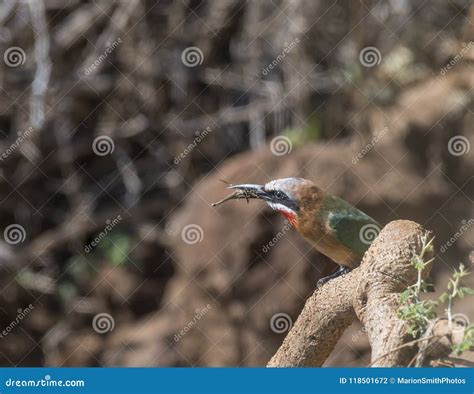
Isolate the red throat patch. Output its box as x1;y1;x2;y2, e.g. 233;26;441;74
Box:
278;210;299;229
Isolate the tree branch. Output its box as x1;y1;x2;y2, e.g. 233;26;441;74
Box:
267;220;434;367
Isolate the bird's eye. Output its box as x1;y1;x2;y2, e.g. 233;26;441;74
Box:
274;190;285;199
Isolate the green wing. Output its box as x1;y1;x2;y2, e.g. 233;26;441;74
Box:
323;195;381;257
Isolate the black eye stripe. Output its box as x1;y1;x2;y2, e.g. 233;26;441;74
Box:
266;189;300;212
272;190;287;199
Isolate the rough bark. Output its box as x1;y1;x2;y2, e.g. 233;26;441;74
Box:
267;220;434;367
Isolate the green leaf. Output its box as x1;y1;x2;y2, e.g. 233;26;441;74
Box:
461;287;474;295
438;293;449;303
98;233;133;266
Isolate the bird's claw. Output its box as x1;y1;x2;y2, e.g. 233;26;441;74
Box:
317;266;351;288
316;278;327;288
316;277;330;288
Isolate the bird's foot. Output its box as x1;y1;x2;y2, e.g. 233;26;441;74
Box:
317;266;352;288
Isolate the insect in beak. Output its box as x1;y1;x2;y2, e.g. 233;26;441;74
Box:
211;184;267;206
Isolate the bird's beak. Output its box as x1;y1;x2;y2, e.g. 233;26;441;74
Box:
227;184;270;201
211;183;269;207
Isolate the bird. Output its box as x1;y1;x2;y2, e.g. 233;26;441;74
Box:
212;177;381;286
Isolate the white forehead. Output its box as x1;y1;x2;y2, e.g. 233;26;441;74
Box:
264;178;303;192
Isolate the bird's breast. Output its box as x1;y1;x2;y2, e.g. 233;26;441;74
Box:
297;214;359;268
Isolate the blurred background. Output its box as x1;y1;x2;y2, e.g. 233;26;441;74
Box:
0;0;473;367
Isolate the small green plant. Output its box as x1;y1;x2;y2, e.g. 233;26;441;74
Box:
398;235;474;359
438;263;474;356
438;263;474;327
397;235;436;337
452;325;474;355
